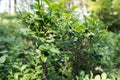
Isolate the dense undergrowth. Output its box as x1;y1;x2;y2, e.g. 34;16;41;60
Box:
87;0;120;32
0;0;120;80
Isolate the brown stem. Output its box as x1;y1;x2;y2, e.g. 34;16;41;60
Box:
42;63;48;80
72;46;83;77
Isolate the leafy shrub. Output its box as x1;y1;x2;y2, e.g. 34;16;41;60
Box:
17;0;108;79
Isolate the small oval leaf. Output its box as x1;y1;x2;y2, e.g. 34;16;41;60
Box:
101;72;107;79
0;56;6;63
41;54;47;63
95;75;101;80
21;65;27;71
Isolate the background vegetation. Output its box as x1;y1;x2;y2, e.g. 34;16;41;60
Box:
87;0;120;32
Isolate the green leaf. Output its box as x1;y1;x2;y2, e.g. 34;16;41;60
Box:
41;54;47;63
0;56;6;63
21;65;27;71
40;44;50;50
46;39;55;43
36;49;41;54
12;65;21;71
80;71;85;76
34;17;43;21
101;72;107;79
50;48;60;54
71;6;78;11
0;50;8;53
94;75;101;80
49;3;59;10
14;73;19;80
90;71;93;79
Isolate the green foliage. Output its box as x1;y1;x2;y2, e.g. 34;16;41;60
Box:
0;0;118;80
87;0;120;76
102;32;120;65
76;71;115;80
0;15;35;80
0;13;17;20
17;0;108;79
88;0;120;32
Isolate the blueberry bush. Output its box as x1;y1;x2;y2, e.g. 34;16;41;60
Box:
18;0;107;79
